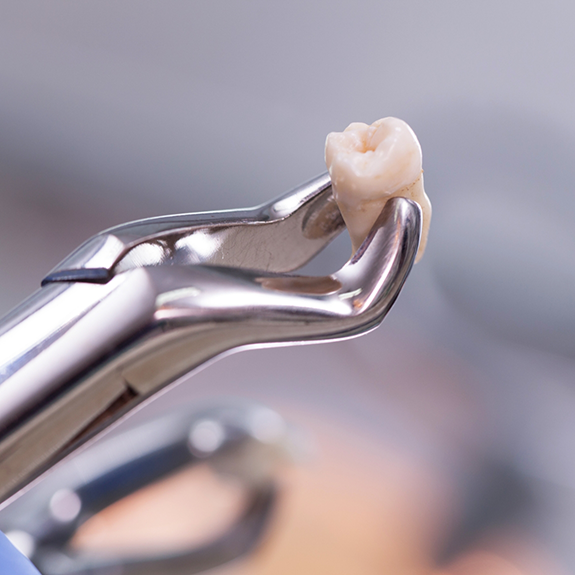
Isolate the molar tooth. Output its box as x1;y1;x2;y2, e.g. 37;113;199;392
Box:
325;117;431;261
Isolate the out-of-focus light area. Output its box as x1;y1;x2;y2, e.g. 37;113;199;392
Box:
1;1;575;573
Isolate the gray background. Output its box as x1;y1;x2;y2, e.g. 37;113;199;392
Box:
1;1;575;570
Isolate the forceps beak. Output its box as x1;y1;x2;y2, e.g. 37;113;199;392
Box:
120;196;421;400
152;196;420;336
42;173;344;285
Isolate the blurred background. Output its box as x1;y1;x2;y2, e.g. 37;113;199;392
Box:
1;1;575;574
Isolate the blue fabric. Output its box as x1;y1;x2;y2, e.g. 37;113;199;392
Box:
0;532;41;574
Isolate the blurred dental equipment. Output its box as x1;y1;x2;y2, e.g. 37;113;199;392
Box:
0;402;295;575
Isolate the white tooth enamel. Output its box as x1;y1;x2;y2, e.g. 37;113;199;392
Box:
325;117;431;262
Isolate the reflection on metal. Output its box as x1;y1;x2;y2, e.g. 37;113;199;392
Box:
0;403;292;575
43;173;342;283
49;490;82;523
0;173;421;506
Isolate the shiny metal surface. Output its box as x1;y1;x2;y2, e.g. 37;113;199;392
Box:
0;403;290;575
42;173;342;284
0;178;420;506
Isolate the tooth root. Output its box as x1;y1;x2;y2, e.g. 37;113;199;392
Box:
325;117;431;262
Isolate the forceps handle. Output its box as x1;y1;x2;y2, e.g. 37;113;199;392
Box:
0;270;157;506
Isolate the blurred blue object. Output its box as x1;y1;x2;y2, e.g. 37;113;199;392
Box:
0;532;40;575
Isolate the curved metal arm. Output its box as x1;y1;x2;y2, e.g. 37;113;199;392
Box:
43;173;342;284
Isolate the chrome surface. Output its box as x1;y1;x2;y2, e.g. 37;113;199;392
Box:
0;176;421;506
42;173;342;284
0;403;290;575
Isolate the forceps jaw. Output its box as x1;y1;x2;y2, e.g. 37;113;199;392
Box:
42;173;342;285
151;197;420;327
111;197;421;398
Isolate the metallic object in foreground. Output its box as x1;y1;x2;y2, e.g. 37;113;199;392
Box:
0;173;422;505
0;403;291;575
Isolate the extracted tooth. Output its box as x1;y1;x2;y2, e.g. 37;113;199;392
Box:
325;117;431;262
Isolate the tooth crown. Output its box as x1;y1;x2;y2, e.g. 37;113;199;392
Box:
325;117;431;261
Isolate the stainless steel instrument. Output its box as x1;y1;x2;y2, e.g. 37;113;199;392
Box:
0;173;421;506
0;402;292;575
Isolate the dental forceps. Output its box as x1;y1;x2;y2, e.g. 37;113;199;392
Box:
0;172;421;506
